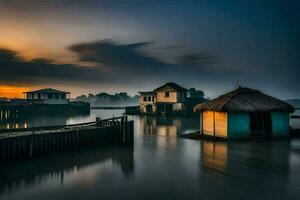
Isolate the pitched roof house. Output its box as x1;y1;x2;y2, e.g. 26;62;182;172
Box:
140;82;188;115
23;88;70;104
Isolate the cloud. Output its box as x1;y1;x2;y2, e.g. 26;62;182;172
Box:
0;48;107;86
67;40;245;94
68;40;216;74
176;54;216;66
69;40;164;70
0;49;20;61
0;41;219;90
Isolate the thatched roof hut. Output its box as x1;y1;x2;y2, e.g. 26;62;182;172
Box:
194;87;294;139
194;87;294;113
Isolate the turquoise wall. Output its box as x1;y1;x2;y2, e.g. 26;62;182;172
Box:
271;112;290;136
199;112;202;134
228;112;250;138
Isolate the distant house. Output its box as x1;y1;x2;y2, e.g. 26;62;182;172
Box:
23;88;70;105
139;91;156;113
139;82;188;115
194;87;294;139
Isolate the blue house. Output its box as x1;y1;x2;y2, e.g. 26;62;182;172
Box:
194;87;294;139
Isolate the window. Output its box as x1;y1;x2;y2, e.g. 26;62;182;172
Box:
148;96;152;101
37;93;41;99
152;96;155;101
48;93;53;99
143;96;147;102
55;94;59;99
165;92;170;97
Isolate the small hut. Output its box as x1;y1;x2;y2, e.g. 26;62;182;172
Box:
194;87;294;139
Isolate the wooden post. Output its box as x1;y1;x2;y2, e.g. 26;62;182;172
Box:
96;117;101;126
124;115;128;144
1;140;5;161
120;116;125;143
28;123;35;159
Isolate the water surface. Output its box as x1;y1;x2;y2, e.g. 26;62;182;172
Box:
1;110;300;200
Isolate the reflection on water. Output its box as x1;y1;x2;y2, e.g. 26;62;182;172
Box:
138;115;199;137
291;109;300;129
202;141;228;172
0;146;134;197
1;110;300;200
201;140;291;175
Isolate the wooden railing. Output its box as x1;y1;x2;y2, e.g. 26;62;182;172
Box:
0;115;134;161
96;116;127;128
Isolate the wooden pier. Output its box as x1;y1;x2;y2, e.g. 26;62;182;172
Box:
0;116;133;162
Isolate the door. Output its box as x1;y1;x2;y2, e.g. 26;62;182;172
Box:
146;105;153;113
157;103;172;115
250;112;272;136
165;104;173;116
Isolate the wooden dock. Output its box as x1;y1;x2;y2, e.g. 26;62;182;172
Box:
0;116;133;162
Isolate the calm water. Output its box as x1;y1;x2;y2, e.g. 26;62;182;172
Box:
1;109;300;200
291;109;300;129
0;109;125;129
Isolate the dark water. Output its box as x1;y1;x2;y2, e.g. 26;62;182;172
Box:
291;109;300;129
1;110;300;200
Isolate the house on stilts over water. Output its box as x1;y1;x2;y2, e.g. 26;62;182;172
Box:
139;82;206;115
193;87;295;139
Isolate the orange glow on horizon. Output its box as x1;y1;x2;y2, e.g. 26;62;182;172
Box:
0;85;33;98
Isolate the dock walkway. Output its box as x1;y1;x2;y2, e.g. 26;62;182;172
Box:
0;116;134;162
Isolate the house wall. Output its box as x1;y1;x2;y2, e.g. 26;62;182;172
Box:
214;112;228;138
156;91;177;103
271;112;290;136
26;92;68;104
172;103;184;111
140;104;156;113
27;93;66;100
201;111;291;139
140;95;155;103
202;111;227;138
203;111;214;136
228;112;250;138
140;94;156;113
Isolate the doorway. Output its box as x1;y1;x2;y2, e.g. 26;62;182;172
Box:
157;103;173;116
250;112;272;136
146;105;153;113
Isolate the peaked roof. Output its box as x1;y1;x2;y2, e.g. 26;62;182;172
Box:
153;82;187;92
23;88;70;94
139;91;154;95
194;87;294;113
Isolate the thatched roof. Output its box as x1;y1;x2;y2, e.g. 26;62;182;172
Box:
194;87;294;113
154;82;187;92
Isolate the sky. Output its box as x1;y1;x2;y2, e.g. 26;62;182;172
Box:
0;0;299;99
